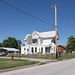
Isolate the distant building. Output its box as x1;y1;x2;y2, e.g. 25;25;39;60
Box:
58;45;67;53
0;47;19;56
21;30;59;55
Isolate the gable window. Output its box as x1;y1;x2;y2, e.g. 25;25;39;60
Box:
32;39;38;43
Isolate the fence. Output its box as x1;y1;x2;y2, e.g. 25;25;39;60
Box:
61;53;75;56
7;53;75;57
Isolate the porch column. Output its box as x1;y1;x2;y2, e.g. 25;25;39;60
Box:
43;47;45;54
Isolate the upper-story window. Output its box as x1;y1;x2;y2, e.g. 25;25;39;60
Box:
25;40;27;42
33;34;35;35
32;39;38;43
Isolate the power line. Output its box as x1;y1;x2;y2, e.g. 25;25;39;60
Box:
60;26;75;27
58;28;70;36
57;5;75;28
0;0;55;27
0;0;70;36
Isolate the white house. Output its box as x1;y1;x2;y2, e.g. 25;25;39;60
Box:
21;30;59;55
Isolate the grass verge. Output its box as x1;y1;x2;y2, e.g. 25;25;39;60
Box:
0;58;39;70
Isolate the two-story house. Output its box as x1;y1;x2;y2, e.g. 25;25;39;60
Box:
21;30;59;55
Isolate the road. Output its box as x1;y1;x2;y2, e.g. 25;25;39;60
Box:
0;58;75;75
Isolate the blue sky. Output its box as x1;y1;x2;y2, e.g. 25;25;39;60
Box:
0;0;75;46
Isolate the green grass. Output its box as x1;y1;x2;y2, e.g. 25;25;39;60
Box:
1;54;75;60
18;55;56;60
39;62;46;65
20;55;75;60
57;55;75;60
5;55;56;60
62;55;75;59
0;58;39;70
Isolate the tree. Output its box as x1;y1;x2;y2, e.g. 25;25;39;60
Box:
22;44;25;46
2;37;22;49
67;36;75;52
17;40;22;52
0;42;2;47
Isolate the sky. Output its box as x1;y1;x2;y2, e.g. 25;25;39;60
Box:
0;0;75;46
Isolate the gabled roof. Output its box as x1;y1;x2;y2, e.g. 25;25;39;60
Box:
31;31;40;37
58;45;68;50
24;34;30;40
24;30;59;39
33;31;59;38
39;31;56;38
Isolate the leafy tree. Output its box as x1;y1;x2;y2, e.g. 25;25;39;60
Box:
0;42;2;47
17;40;22;46
2;37;22;49
22;44;25;46
67;36;75;52
17;40;22;52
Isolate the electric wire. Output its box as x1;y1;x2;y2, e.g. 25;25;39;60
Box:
0;0;71;36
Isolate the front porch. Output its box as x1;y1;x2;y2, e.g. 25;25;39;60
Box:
45;47;51;54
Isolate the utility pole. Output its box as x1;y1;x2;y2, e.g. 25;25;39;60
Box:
51;3;60;59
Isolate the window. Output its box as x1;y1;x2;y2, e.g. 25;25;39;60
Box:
59;47;61;49
31;47;34;53
54;40;55;44
24;48;26;50
35;47;37;52
27;49;29;51
8;51;14;53
25;40;27;42
32;39;38;43
41;47;43;53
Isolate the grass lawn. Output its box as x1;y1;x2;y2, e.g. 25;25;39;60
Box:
1;54;75;60
13;55;56;60
62;55;75;59
19;55;56;60
0;58;39;70
56;55;75;60
4;55;56;60
19;55;75;60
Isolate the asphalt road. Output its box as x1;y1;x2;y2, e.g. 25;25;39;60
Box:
0;59;75;75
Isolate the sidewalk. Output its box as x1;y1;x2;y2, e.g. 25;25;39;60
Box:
0;57;57;63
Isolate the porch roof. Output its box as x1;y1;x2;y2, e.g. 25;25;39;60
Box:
0;47;19;52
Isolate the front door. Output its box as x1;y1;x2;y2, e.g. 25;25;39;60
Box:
45;47;50;54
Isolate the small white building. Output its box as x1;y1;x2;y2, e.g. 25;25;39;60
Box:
0;47;19;56
21;31;59;55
